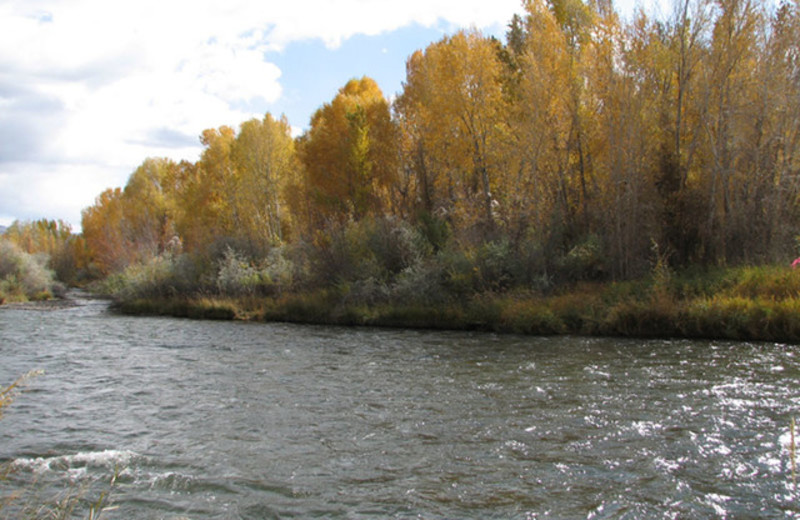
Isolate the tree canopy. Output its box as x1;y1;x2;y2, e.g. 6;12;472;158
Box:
77;0;800;289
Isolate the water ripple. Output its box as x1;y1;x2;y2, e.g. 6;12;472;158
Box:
2;301;800;518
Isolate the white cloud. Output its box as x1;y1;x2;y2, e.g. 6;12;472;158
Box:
0;0;521;228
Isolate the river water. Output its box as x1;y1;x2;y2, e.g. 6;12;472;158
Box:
0;294;798;519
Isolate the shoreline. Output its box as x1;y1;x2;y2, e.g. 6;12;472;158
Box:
0;297;78;311
110;282;800;344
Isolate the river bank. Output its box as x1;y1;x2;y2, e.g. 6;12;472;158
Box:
110;264;800;343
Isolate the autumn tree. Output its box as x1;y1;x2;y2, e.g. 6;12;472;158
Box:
3;219;88;283
175;126;237;254
123;157;181;261
395;30;510;241
505;0;573;246
231;113;299;248
758;0;800;257
298;76;398;227
179;116;299;257
81;188;130;276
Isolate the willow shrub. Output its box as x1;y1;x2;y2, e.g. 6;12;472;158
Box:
99;254;191;300
0;240;61;302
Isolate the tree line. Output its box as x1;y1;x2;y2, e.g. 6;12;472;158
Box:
7;0;800;300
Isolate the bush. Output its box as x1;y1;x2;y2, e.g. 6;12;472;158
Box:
728;265;800;300
471;239;513;291
498;297;565;335
304;217;428;290
0;240;60;302
259;246;295;292
555;234;606;282
391;259;446;304
216;247;259;296
94;252;206;300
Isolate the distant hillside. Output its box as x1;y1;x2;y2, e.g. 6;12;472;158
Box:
0;225;6;235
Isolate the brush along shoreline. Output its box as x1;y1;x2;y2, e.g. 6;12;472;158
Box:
109;265;800;343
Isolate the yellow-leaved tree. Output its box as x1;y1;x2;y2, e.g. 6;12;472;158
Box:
231;113;299;248
395;30;510;240
298;76;398;227
81;188;130;275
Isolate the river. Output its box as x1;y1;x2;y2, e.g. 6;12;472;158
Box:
0;293;798;518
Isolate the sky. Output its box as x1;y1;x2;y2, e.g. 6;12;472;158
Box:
0;0;655;230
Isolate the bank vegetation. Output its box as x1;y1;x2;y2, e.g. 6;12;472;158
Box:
5;0;800;341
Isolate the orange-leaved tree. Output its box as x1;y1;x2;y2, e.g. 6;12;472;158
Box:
298;76;398;227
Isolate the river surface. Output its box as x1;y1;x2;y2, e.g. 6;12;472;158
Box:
1;294;799;519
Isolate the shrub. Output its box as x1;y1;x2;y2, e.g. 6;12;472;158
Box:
94;252;205;300
0;240;59;302
555;234;606;282
391;259;446;304
603;298;681;338
439;246;477;296
258;246;295;292
508;236;552;293
343;276;390;305
548;287;604;334
683;296;767;340
474;239;515;291
303;217;428;289
216;247;259;296
728;265;800;300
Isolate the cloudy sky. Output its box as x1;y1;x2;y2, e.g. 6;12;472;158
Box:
0;0;652;230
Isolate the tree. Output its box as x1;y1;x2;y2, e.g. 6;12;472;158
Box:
122;158;180;261
508;0;573;245
176;126;237;254
699;0;762;261
299;77;398;225
3;219;88;283
232;113;299;249
81;188;130;276
395;30;509;240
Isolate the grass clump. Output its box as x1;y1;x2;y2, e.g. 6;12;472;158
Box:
496;295;565;335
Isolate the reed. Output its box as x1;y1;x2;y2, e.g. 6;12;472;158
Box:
1;371;118;520
789;417;797;494
0;370;43;419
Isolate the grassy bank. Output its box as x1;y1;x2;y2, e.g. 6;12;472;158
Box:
111;264;800;343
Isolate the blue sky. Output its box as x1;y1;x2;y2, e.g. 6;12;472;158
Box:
0;0;653;230
264;24;457;133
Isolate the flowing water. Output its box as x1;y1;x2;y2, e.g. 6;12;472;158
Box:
1;293;799;518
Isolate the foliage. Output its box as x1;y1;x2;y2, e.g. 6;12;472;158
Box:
298;77;397;225
216;247;260;296
0;240;63;303
2;220;88;285
66;0;800;343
